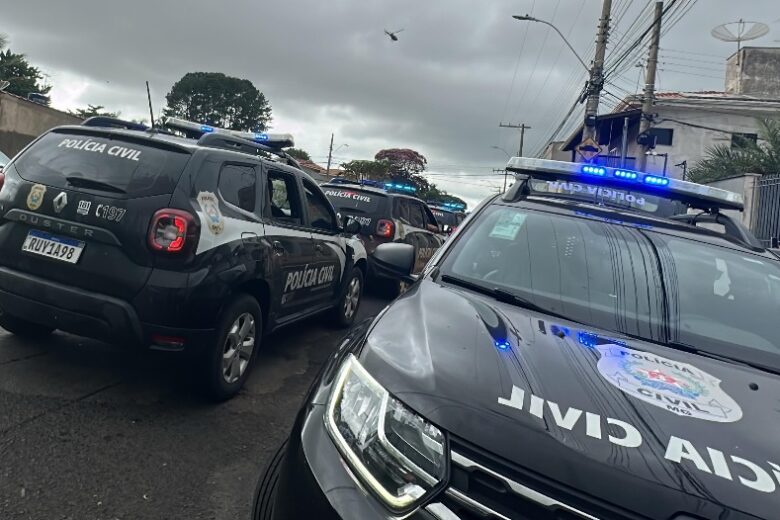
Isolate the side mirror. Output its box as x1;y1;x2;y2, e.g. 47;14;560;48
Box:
343;217;361;235
372;243;416;282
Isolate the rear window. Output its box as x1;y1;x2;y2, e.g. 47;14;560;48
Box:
323;187;382;214
14;131;190;197
431;209;458;226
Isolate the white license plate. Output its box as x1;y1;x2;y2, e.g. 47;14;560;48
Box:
22;230;85;264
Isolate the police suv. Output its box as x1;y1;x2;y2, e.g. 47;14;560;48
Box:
254;158;780;519
0;117;367;400
428;202;466;237
322;179;443;294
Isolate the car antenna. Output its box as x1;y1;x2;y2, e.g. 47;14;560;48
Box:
145;81;156;129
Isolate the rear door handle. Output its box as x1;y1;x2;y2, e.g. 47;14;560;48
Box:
272;240;285;255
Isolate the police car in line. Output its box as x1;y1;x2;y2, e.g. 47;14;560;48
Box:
427;201;466;237
0;116;368;400
321;179;444;295
254;157;780;519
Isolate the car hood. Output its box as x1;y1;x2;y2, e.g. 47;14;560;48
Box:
360;278;780;519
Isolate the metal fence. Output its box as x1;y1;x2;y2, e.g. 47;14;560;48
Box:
753;174;780;246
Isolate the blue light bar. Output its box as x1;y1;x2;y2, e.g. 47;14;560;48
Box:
164;118;294;148
253;133;269;142
614;170;638;180
200;125;214;133
644;175;669;186
581;165;606;176
494;339;511;351
505;157;745;211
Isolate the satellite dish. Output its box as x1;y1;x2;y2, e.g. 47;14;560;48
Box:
712;19;769;55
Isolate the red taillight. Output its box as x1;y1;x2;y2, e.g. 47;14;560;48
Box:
148;209;197;253
0;171;5;194
376;219;395;239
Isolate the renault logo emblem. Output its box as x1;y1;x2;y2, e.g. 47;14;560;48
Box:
53;192;68;214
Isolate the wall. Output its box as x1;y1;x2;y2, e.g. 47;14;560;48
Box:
0;92;81;157
706;174;760;229
726;47;780;99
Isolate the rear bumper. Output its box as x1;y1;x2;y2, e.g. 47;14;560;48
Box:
0;266;213;349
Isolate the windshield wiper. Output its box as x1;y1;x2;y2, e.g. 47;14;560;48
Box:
65;176;126;194
440;274;571;321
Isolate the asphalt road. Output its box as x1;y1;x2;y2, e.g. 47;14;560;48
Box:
0;294;389;520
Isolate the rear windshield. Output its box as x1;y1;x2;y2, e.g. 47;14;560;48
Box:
14;131;190;197
431;209;458;226
323;187;383;214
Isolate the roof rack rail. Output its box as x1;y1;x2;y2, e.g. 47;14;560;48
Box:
82;117;149;131
197;133;300;168
667;212;763;248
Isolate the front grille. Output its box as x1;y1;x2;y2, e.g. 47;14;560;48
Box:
442;440;641;520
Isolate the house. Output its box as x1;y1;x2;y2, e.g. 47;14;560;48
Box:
295;159;343;183
558;46;780;179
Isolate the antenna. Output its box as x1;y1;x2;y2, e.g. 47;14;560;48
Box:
145;81;156;128
712;19;770;58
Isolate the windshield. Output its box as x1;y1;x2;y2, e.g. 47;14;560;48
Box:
439;204;780;367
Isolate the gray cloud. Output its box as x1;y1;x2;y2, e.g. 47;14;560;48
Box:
3;0;777;205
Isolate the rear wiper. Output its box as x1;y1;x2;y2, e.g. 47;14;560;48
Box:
440;274;570;320
65;176;126;194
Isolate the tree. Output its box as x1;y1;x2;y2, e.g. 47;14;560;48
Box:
375;148;427;176
689;119;780;184
340;159;391;181
69;104;119;119
163;72;272;131
0;48;51;98
285;148;311;161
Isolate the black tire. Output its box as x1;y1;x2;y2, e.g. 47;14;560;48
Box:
199;294;263;401
251;439;288;520
0;313;54;339
331;267;364;328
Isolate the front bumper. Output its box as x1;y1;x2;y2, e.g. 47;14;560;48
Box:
272;403;454;520
0;266;213;350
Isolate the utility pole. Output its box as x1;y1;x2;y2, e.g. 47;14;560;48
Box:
499;123;531;156
145;81;155;128
636;1;663;171
325;133;335;175
582;0;613;143
494;168;509;193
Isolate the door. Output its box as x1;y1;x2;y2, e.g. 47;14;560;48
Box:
263;168;317;321
395;198;432;273
301;178;345;309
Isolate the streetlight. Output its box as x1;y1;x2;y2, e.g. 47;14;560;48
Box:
491;145;511;159
512;15;589;72
334;143;349;154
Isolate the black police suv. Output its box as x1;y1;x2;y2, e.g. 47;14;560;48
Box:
0;117;368;400
254;158;780;519
322;180;443;293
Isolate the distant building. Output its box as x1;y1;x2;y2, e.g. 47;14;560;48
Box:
0;91;82;156
559;46;780;179
296;159;343;183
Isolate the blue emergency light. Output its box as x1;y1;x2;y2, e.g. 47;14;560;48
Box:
165;118;294;148
506;157;744;211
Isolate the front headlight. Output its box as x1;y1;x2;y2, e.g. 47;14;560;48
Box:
325;354;447;511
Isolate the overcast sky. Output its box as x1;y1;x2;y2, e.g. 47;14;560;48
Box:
3;0;778;207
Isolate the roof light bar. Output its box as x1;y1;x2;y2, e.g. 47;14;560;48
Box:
505;157;744;211
165;117;294;148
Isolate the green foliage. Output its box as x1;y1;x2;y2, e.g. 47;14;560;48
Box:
340;159;391;181
69;104;119;119
162;72;272;131
285;148;311;161
0;49;51;98
689;119;780;184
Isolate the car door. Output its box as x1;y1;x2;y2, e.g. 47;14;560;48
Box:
301;177;345;309
420;204;444;262
394;197;427;273
262;167;317;322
